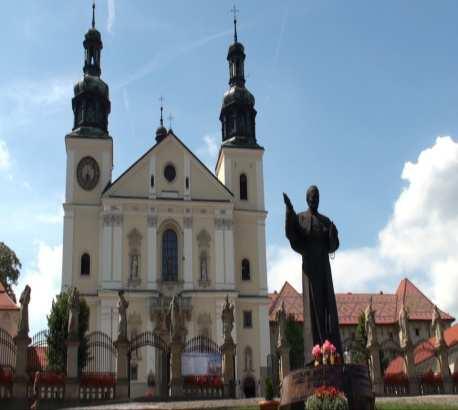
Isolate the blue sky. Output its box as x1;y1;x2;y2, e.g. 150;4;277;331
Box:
1;0;458;332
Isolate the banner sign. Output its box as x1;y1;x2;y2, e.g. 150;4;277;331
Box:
181;352;222;376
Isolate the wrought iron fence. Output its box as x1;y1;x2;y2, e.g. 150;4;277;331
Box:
184;335;221;354
0;327;16;399
80;331;117;400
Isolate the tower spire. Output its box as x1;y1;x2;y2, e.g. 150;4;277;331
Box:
231;5;239;43
155;96;167;142
92;1;96;29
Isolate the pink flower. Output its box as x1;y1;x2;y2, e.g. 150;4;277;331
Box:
322;340;332;353
330;344;336;354
312;344;322;358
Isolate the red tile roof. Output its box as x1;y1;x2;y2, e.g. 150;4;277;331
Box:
0;283;18;311
269;279;455;325
385;324;458;375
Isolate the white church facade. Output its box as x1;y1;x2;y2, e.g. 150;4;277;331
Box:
61;9;270;395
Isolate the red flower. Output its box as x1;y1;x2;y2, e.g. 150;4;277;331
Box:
313;385;345;400
384;372;409;386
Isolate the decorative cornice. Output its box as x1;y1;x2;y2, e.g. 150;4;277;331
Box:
103;213;123;227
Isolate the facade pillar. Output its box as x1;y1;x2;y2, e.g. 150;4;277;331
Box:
112;214;123;285
61;207;74;291
169;341;184;398
13;335;31;399
214;218;225;287
147;214;158;288
367;344;383;396
183;216;193;290
102;214;113;284
224;219;235;287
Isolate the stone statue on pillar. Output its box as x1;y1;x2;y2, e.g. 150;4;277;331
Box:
431;305;445;347
398;303;418;394
364;298;383;395
17;285;31;337
118;290;129;341
68;287;80;340
221;295;236;398
398;303;410;349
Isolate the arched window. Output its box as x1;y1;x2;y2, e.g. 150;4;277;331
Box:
240;174;248;200
162;229;178;281
242;258;250;281
81;253;90;276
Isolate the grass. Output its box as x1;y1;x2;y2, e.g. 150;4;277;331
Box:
377;405;458;410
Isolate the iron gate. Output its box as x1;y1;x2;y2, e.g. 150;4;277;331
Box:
0;327;16;399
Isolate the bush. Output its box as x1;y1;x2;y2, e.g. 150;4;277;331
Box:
265;377;274;401
305;386;349;410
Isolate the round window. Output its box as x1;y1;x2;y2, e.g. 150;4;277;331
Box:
164;164;176;182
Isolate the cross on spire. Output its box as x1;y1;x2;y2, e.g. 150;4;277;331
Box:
167;113;174;130
230;4;239;42
159;96;164;126
92;0;96;29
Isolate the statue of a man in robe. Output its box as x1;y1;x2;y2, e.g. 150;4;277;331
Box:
431;305;445;347
222;295;235;344
117;290;129;341
398;303;410;348
365;298;377;348
284;186;342;356
68;287;80;340
18;285;31;337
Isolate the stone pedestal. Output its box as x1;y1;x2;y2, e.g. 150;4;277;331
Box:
65;339;80;400
169;341;184;398
115;338;130;400
437;344;452;394
278;344;291;385
222;341;236;398
367;344;383;396
13;334;31;399
403;345;419;395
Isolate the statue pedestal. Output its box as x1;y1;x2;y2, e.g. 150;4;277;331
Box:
222;341;236;398
115;338;130;400
279;364;374;410
65;339;80;400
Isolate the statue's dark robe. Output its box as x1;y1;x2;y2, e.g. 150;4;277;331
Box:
285;208;343;355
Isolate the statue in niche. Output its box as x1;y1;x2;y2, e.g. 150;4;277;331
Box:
431;305;445;347
18;285;31;337
130;254;139;279
68;287;80;340
284;186;342;355
200;253;208;281
118;290;129;341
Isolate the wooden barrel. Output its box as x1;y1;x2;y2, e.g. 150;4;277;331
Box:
279;364;375;410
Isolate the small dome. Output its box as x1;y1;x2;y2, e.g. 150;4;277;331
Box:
155;125;168;142
85;28;102;42
222;85;255;108
228;41;245;58
74;75;109;98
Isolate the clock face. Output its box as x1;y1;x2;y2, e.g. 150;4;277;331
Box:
77;156;100;191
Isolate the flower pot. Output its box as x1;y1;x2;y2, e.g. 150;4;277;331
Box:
259;399;280;410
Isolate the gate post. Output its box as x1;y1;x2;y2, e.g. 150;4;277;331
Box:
13;285;32;399
115;290;130;399
222;341;236;398
65;288;80;400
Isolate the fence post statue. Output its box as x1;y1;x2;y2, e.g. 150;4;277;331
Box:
169;295;185;398
365;298;383;396
65;287;81;400
13;285;31;399
432;305;452;393
221;295;236;398
115;290;130;399
398;304;419;395
276;301;290;384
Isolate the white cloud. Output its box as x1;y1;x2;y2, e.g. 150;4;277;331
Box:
267;245;302;293
0;139;11;170
268;136;458;319
16;243;62;335
107;0;116;34
196;134;218;169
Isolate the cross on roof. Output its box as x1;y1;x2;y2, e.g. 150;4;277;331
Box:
167;113;174;130
230;5;239;42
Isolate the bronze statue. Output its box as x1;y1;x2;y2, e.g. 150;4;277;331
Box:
284;186;342;355
18;285;31;337
68;287;80;340
117;290;129;340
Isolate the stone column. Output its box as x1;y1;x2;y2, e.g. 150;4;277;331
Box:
65;340;80;399
169;340;184;398
403;343;419;395
437;344;452;394
115;339;130;399
183;216;193;290
222;341;236;398
13;334;31;399
367;344;383;396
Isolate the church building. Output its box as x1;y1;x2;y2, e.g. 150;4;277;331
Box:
61;8;270;395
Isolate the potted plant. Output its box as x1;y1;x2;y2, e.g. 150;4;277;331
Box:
259;377;279;410
305;386;349;410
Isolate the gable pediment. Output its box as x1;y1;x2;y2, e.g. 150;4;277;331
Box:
103;133;233;202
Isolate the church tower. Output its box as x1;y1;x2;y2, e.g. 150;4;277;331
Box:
216;10;270;386
62;3;113;290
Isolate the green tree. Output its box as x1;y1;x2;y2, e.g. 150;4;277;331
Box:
0;242;21;303
47;290;90;374
352;312;368;364
285;314;304;370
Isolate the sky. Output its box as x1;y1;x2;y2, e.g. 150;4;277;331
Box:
1;0;458;333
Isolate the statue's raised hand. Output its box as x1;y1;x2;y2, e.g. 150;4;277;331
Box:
283;192;294;212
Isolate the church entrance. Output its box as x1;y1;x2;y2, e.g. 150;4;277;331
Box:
128;331;170;401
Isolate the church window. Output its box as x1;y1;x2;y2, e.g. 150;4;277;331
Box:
81;253;90;276
241;258;250;281
162;229;178;281
240;174;248;200
164;164;176;182
243;311;253;328
244;346;253;371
